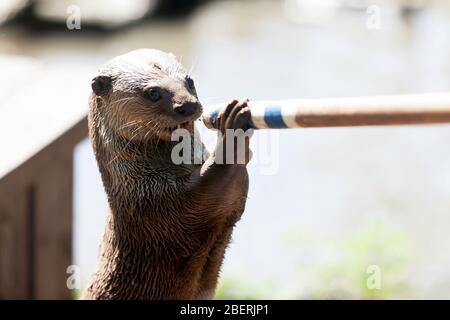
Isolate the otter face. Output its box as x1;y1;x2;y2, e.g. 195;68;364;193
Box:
92;49;202;142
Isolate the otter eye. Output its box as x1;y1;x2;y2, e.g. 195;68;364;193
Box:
145;88;161;102
186;77;195;90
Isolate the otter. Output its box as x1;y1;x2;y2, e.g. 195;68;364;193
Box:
83;49;252;300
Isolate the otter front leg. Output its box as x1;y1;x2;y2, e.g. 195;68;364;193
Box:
203;99;252;187
188;99;252;221
188;99;253;299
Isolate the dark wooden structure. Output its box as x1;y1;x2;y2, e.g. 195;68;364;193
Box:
0;119;87;299
0;56;90;299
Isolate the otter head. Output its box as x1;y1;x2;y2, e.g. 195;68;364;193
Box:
91;49;202;142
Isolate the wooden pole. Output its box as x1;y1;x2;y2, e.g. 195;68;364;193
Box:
202;93;450;129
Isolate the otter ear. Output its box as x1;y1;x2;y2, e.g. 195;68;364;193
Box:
91;75;111;96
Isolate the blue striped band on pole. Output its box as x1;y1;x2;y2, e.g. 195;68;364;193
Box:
264;105;288;129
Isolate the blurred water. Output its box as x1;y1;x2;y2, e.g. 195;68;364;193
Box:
8;0;449;298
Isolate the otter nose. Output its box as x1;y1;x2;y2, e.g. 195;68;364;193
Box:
173;102;200;117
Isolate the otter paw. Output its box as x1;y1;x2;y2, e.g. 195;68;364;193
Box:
214;99;253;165
217;99;252;134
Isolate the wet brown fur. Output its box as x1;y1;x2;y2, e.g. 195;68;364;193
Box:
82;49;250;300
